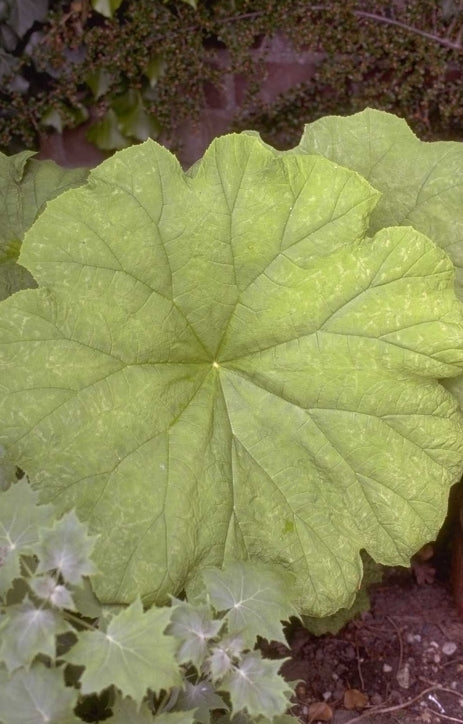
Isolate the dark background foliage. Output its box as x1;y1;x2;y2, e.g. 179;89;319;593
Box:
0;0;462;157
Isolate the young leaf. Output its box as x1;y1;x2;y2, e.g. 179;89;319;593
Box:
64;598;180;703
203;563;296;647
0;478;54;596
168;601;223;668
35;510;98;585
221;652;291;718
1;133;463;616
0;662;80;724
0;596;71;671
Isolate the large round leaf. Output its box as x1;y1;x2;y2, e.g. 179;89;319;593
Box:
296;109;463;407
0;135;463;614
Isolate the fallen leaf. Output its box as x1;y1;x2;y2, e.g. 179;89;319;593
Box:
344;688;369;710
308;701;333;722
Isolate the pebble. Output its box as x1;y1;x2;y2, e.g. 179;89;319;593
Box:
383;663;393;673
442;641;457;656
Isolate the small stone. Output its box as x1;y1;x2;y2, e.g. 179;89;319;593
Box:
371;693;383;706
383;663;393;673
323;691;332;701
442;641;457;656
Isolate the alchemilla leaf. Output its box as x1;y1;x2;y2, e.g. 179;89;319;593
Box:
0;150;87;301
0;133;463;615
64;598;180;703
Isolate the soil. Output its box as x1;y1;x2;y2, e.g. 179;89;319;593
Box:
274;568;463;724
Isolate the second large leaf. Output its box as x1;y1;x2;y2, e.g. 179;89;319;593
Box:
1;135;463;615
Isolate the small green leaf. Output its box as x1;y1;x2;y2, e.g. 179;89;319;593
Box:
112;89;161;142
0;597;71;671
221;652;291;718
91;0;124;18
87;108;131;150
168;601;223;668
203;563;296;647
65;598;181;703
0;662;80;724
85;69;113;99
36;510;98;586
0;478;54;596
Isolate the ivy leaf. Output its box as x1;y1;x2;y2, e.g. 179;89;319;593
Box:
35;510;98;585
154;713;198;724
64;598;180;703
0;478;54;597
0;150;87;300
168;601;223;668
0;596;71;671
203;563;297;647
106;693;155;723
0;662;80;724
208;634;245;680
1;134;463;616
221;652;291;718
29;575;76;610
91;0;124;18
173;681;227;724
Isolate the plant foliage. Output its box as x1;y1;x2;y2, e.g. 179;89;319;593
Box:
1;123;463;617
0;149;87;300
0;477;295;723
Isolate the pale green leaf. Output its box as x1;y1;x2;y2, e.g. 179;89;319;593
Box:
29;575;76;610
0;663;80;724
64;598;180;703
297;108;463;299
0;478;54;597
203;563;296;647
0;151;87;300
1;134;463;616
91;0;124;17
173;681;227;723
297;108;463;425
168;602;223;668
155;712;198;724
35;510;98;585
106;693;155;723
0;597;70;671
209;634;245;680
221;652;291;718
